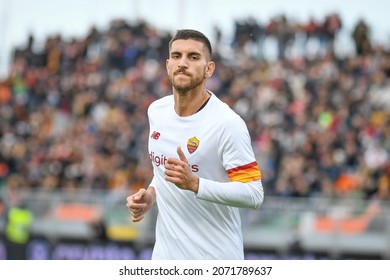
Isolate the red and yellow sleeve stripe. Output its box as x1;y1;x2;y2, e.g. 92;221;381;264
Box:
227;161;262;183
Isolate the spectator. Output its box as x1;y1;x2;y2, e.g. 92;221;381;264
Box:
352;18;372;56
301;16;321;58
319;13;342;57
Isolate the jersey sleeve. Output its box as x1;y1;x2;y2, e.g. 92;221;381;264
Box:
196;111;264;209
219;113;262;182
196;179;264;209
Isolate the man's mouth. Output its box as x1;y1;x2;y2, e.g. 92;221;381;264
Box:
175;71;190;76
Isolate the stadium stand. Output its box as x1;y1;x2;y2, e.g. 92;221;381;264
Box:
0;14;389;259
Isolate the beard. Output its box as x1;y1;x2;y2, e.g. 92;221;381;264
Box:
170;72;204;93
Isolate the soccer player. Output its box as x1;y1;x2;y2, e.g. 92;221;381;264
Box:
126;29;264;259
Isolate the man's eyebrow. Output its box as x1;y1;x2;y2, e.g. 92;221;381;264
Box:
170;50;202;56
187;51;201;57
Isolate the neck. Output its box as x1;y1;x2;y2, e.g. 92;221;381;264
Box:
174;89;210;117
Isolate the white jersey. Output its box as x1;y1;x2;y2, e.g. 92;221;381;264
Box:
147;92;263;260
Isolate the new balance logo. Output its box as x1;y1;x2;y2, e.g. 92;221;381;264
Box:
151;131;161;140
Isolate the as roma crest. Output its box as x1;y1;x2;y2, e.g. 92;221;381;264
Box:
187;137;200;154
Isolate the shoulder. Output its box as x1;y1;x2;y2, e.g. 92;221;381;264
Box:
208;94;251;148
148;95;173;114
209;93;246;127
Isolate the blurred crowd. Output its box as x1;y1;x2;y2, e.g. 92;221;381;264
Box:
0;13;389;203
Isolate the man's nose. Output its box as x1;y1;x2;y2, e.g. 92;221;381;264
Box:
177;58;188;68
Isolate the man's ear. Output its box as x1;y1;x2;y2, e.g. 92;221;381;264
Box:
205;61;215;78
166;59;170;74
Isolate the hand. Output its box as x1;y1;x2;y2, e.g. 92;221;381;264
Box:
126;187;155;222
165;146;199;193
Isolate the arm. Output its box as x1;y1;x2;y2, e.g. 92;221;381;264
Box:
165;147;264;210
196;179;264;209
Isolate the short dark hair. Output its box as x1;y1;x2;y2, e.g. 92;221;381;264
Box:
169;29;212;59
